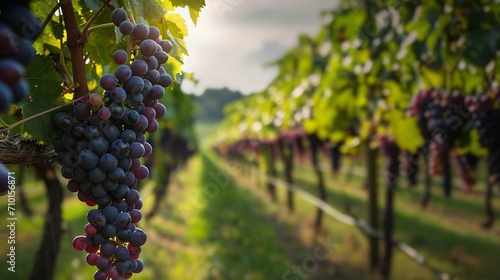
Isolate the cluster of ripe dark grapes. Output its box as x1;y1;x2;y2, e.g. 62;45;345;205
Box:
53;8;172;280
465;94;500;184
0;0;41;193
407;88;472;194
0;0;40;112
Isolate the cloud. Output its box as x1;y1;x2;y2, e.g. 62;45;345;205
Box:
181;0;339;95
246;40;288;64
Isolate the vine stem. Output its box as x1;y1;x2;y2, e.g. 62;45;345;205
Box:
120;0;136;65
80;0;112;44
35;2;62;42
59;0;88;100
0;95;87;134
87;23;115;35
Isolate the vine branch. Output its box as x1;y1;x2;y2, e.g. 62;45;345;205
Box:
35;2;62;42
59;0;88;100
80;0;112;44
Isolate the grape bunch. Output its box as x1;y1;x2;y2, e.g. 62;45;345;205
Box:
0;0;41;112
407;88;471;194
0;0;41;194
465;94;500;184
53;8;172;280
378;134;400;181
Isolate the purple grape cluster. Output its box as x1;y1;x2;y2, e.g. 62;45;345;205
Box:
0;0;41;194
0;1;41;112
53;7;173;280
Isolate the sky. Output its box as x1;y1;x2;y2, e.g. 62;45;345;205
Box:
178;0;339;95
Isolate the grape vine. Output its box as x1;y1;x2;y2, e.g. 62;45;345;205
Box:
52;7;174;279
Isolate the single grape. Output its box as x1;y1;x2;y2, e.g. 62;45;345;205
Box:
89;166;107;183
98;107;111;120
153;103;167;118
139;39;157;57
79;149;99;169
87;209;107;228
103;179;119;191
115;212;132;228
72;235;88;251
114;65;132;84
99;153;118;172
141;55;158;71
66;179;81;192
119;21;134;35
120;130;136;143
159;40;173;53
100;74;117;90
124;76;144;95
123;109;140;125
72;167;89;183
143;142;153;157
89;137;109;156
0;58;23;87
99;241;116;258
91;183;107;198
73;102;91;121
145;70;160;84
86;252;99;266
108;167;125;182
112;184;130;200
84;223;98;235
134;259;144;273
101;205;118;223
109;103;126;119
118;157;132;171
129;142;145;159
113;200;128;212
89;93;103;107
129;209;142;224
111;8;128;27
146;119;159;133
142;107;156;121
130;59;148;77
106;266;118;278
154;50;168;65
113;50;128;65
94;270;107;280
114;246;130;262
133;115;149;131
101;224;117;239
133;165;149;180
130;229;147;246
102;124;121;142
147;26;160;41
158;74;172;87
132;23;149;40
110;139;130;159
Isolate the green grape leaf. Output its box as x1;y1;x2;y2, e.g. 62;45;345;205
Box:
168;0;206;25
84;25;116;68
140;0;166;21
18;55;64;144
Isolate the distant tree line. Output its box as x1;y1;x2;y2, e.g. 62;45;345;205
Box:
192;88;243;122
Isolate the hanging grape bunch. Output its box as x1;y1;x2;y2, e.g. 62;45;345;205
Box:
0;0;41;193
53;7;171;280
465;94;500;185
407;88;473;194
0;0;41;112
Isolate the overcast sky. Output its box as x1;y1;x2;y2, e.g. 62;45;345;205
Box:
179;1;339;95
